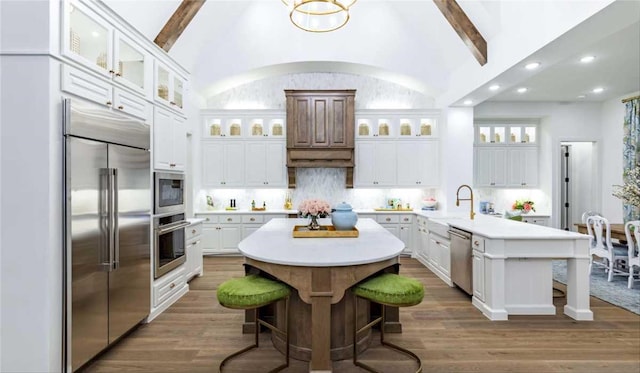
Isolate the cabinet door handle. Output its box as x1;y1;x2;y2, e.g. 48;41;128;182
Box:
205;218;210;221
109;70;115;75
106;101;112;106
386;218;391;222
117;105;124;110
170;163;176;167
192;229;197;234
474;240;479;246
227;218;232;222
170;101;176;105
250;218;255;222
170;283;175;289
115;72;122;77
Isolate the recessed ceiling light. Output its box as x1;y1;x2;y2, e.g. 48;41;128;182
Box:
517;87;528;93
592;87;604;93
91;31;100;37
577;95;586;99
525;62;541;70
580;56;595;63
489;85;500;91
463;100;473;105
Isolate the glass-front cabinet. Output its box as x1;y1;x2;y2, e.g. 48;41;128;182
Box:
155;61;186;113
202;111;286;139
355;111;439;139
62;0;151;97
476;124;537;145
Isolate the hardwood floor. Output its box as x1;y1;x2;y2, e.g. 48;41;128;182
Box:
84;257;640;373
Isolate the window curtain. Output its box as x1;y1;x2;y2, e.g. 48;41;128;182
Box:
623;97;640;222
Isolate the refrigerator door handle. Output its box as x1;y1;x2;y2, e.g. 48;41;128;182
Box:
112;169;120;271
107;168;116;272
99;168;112;272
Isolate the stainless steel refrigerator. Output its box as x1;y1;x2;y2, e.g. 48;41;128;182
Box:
63;99;151;371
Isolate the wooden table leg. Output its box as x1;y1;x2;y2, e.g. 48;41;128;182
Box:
310;268;333;372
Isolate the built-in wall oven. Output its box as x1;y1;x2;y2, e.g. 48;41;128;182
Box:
154;172;185;215
154;213;190;279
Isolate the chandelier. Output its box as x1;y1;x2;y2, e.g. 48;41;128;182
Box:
283;0;357;33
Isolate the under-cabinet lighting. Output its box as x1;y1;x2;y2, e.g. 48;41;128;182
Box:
489;85;500;91
525;62;541;70
517;88;528;93
580;56;595;63
592;87;604;93
577;95;586;99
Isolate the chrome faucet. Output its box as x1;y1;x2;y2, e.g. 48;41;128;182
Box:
455;184;475;220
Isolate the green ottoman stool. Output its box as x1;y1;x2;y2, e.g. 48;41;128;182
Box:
352;273;424;373
217;274;291;373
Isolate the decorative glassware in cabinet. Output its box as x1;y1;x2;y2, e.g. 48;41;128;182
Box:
157;66;170;101
493;127;505;143
524;126;536;143
251;120;264;137
209;121;222;137
270;121;284;136
509;126;522;143
229;121;242;136
420;119;434;136
399;120;412;136
478;126;490;143
68;3;110;73
377;120;390;137
358;121;371;136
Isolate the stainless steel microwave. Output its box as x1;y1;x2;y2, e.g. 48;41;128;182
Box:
154;172;185;215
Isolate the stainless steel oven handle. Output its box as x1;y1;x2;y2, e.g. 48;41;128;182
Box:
156;221;190;235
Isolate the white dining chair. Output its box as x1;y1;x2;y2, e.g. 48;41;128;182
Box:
624;221;640;289
581;211;602;223
585;215;629;281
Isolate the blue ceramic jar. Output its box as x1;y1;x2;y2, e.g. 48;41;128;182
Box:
331;202;358;231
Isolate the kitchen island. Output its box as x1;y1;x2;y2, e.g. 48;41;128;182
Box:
238;218;405;372
434;215;593;321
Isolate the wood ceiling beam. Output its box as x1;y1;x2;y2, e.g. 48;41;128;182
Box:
433;0;487;66
154;0;206;52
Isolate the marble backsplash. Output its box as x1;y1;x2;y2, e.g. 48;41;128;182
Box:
476;188;551;215
196;168;439;212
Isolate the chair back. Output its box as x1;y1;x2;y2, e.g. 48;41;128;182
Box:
624;220;640;260
585;215;614;251
581;211;602;223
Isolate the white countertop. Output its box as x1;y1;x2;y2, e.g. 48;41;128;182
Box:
238;218;404;267
432;214;588;240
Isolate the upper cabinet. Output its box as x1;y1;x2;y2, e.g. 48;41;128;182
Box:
62;0;152;98
474;123;539;188
202;111;286;139
356;111;438;139
476;123;537;145
155;61;186;114
154;106;186;171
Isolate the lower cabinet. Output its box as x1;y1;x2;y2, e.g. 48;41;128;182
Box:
414;217;430;263
472;250;485;302
185;221;203;281
522;216;549;226
429;233;451;279
149;266;188;321
375;214;413;254
195;213;285;254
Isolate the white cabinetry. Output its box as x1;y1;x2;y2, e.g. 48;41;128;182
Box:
474;123;539;188
154;61;186;114
472;235;485;302
154;106;186;171
376;214;413;254
415;217;430;264
202;142;245;187
195;213;287;255
149;266;188;321
244;142;286;187
62;0;152;98
396;140;439;186
474;147;507;187
522;216;549;226
429;233;451;279
507;147;538;187
355;142;396;186
185;221;203;281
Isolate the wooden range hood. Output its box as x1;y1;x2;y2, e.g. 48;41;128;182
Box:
285;90;356;188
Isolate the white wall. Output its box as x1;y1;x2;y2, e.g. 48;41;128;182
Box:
600;91;640;221
1;56;63;373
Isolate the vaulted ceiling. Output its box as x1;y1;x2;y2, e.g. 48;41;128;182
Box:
104;0;640;107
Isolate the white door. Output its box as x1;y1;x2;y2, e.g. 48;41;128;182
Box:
375;142;397;186
265;142;286;186
220;226;241;252
222;143;245;187
245;142;266;186
153;107;173;170
396;142;420;186
202;143;224;186
171;115;186;171
355;142;376;186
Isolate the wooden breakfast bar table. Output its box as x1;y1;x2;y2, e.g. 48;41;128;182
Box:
238;218;405;373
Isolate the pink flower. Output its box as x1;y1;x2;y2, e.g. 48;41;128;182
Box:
523;203;532;212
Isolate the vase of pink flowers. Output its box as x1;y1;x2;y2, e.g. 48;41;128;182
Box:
298;199;331;230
